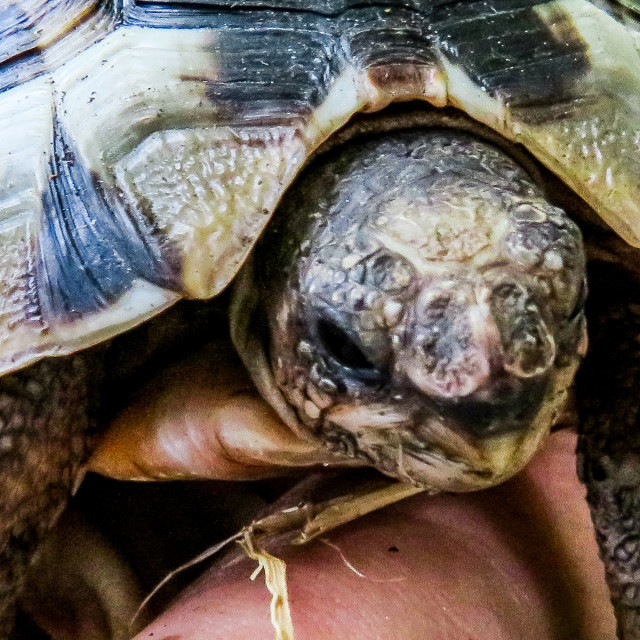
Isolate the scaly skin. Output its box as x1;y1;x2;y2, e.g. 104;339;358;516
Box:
578;261;640;640
0;355;93;637
252;129;586;492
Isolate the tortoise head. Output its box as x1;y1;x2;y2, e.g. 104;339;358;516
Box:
254;128;587;491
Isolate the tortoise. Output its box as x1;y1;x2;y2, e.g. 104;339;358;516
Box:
2;0;640;636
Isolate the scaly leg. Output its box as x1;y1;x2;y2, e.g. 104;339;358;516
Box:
578;262;640;639
0;355;92;637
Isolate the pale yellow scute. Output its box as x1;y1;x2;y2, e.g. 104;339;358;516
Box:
0;220;44;370
0;78;52;226
115;127;307;298
57;27;220;171
0;221;181;372
0;78;53;372
515;104;640;245
515;0;640;245
441;0;640;246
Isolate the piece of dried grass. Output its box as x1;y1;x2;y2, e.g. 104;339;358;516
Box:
240;529;295;640
133;479;424;639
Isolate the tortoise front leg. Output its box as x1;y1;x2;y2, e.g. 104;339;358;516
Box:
0;355;93;637
578;262;640;639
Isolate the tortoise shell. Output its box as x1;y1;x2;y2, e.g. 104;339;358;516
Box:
1;0;639;375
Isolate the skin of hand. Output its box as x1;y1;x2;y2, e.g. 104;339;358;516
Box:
89;350;617;640
124;430;614;640
89;345;342;481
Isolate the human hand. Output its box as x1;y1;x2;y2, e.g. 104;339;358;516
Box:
85;345;617;640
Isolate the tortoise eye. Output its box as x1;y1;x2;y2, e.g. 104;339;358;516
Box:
317;318;375;372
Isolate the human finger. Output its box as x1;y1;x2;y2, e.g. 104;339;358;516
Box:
135;430;616;640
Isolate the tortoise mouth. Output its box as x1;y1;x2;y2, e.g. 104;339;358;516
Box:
311;394;556;491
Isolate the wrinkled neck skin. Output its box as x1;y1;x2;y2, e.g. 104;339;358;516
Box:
234;120;587;492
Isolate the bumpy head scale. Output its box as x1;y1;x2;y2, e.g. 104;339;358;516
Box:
254;128;586;490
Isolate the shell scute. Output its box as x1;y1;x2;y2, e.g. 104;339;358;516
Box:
114;125;307;298
0;0;639;374
38;120;181;321
434;2;589;107
0;0;114;93
206;25;341;124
